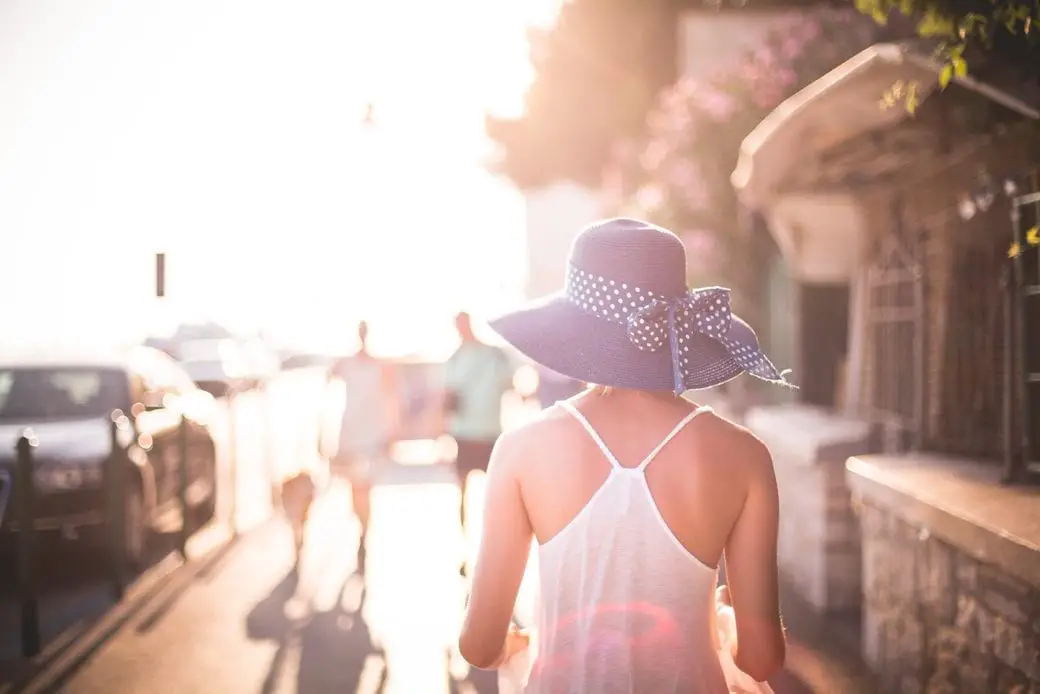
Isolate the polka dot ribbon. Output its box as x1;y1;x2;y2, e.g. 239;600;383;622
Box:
565;266;794;394
627;287;735;393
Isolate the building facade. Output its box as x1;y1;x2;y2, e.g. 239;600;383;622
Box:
734;42;1040;691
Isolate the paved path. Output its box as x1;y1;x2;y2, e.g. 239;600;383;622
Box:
1;382;870;694
20;464;524;694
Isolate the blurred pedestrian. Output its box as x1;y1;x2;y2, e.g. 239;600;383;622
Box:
327;320;400;574
459;218;793;692
442;311;514;575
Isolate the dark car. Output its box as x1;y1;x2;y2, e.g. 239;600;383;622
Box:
0;347;219;567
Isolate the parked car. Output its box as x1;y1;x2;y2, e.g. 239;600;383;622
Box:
239;336;281;387
171;337;251;398
0;347;219;567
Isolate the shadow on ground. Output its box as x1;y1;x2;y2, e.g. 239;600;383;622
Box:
247;569;389;694
448;665;499;694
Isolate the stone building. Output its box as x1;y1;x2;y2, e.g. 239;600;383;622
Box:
733;41;1040;691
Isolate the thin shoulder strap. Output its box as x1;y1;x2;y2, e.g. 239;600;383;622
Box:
558;399;623;470
635;405;713;472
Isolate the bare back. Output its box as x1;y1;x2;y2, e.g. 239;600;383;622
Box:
460;388;785;688
513;389;784;686
518;391;759;568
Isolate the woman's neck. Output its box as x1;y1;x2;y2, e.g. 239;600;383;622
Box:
586;385;687;406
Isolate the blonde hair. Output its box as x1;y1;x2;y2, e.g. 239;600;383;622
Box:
585;383;681;400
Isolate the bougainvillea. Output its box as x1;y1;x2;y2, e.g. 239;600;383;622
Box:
603;8;885;289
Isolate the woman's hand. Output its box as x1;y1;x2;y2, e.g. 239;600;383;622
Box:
497;624;531;667
715;584;738;657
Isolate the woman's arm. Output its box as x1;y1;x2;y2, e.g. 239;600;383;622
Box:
723;434;786;682
458;430;534;669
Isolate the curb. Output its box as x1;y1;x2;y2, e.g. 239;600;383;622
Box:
1;520;262;694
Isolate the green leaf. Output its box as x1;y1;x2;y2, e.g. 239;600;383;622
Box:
906;81;921;115
939;64;953;88
918;12;956;37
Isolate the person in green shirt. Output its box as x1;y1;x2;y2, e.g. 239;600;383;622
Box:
443;312;514;574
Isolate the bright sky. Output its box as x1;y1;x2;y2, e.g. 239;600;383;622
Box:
0;0;559;358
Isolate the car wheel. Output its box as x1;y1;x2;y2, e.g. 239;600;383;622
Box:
124;484;149;570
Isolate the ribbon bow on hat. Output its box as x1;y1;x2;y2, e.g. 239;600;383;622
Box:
627;287;732;347
626;287;791;394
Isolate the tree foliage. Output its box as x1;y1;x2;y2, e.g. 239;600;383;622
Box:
603;8;882;290
484;0;685;190
855;0;1040;81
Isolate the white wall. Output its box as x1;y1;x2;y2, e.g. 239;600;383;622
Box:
523;182;603;299
766;193;870;284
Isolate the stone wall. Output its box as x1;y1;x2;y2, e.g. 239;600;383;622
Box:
859;500;1040;693
746;405;875;615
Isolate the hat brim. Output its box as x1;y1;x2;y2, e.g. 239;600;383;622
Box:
489;292;747;392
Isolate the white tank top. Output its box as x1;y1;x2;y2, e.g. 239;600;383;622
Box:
336;356;392;454
526;400;729;694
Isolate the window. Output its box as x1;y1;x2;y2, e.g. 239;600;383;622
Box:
1008;188;1040;481
0;367;127;421
863;227;924;453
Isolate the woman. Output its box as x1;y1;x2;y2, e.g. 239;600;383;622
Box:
458;218;793;692
327;320;400;574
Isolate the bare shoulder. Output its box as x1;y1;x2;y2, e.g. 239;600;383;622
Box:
694;408;774;474
489;403;576;474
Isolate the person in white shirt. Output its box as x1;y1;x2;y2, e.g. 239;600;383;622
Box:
327;320;400;574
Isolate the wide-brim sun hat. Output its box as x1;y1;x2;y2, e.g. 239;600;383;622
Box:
490;217;795;394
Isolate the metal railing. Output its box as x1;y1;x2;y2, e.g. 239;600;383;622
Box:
7;381;260;657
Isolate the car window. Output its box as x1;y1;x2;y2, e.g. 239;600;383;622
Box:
0;367;125;420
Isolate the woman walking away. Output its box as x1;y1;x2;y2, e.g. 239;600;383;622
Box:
458;218;794;693
327;320;400;575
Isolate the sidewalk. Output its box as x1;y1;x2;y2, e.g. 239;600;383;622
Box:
2;371;876;694
1;458;873;694
18;466;486;694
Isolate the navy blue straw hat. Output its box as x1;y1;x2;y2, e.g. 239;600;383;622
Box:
490;218;795;394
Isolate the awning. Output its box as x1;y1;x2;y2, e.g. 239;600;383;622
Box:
732;41;1040;210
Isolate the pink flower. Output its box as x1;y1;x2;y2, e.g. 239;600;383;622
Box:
667;160;710;212
753;46;778;69
799;18;821;41
693;86;739;122
774;68;798;90
635;184;666;213
738;59;763;85
681;230;720;275
780;36;807;60
640;139;670;171
751;84;784;109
